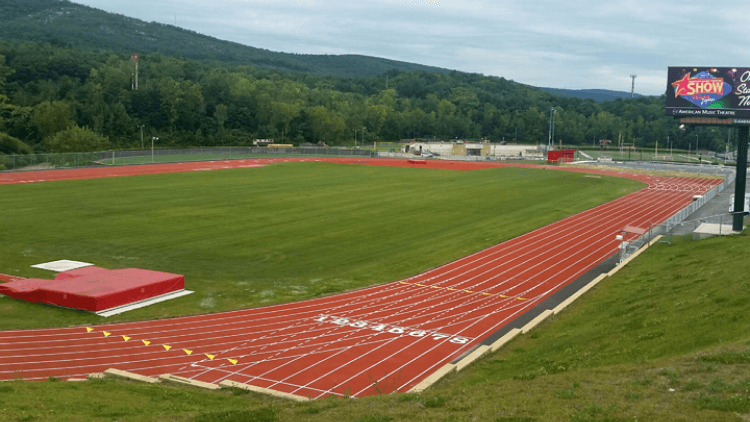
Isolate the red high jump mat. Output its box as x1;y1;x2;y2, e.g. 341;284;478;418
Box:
0;267;184;311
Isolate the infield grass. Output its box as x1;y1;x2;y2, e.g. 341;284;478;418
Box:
0;162;643;330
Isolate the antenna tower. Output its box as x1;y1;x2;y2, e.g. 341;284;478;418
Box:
130;53;140;90
630;74;637;98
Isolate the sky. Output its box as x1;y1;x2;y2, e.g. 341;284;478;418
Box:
68;0;750;96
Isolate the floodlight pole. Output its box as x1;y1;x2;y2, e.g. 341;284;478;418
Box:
151;137;158;163
548;107;555;151
733;126;748;231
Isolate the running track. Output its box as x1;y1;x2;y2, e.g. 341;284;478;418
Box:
0;158;722;399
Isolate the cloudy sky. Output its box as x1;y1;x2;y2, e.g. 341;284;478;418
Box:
70;0;750;96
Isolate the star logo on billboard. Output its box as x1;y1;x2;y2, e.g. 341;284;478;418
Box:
671;71;731;108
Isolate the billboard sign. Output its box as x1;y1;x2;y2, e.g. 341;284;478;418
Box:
666;67;750;118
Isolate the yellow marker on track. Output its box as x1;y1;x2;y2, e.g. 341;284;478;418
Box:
205;354;215;360
163;345;172;351
227;359;238;365
122;336;130;342
85;327;94;333
142;340;151;346
103;331;111;337
184;349;193;355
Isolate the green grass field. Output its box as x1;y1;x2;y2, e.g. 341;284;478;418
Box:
3;162;749;421
0;162;642;331
2;232;749;421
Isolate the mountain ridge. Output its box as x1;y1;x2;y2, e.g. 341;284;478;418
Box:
0;0;645;101
0;0;455;78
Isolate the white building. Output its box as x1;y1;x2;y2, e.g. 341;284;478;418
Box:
402;141;543;159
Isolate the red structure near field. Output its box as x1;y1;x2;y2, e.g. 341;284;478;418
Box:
0;267;184;312
547;149;576;163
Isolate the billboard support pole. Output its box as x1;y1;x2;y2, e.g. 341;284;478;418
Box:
733;126;748;231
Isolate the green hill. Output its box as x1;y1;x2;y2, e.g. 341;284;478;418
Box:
0;0;453;78
539;87;651;102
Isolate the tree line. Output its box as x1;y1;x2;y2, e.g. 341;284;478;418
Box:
0;39;732;156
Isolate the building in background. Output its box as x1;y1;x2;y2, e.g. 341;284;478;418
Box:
401;140;543;159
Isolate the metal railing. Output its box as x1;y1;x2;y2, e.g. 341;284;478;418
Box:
615;171;737;262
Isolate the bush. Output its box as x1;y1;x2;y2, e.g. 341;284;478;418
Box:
0;132;33;155
45;126;110;153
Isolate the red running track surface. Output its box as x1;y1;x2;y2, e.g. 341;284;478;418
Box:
0;159;721;399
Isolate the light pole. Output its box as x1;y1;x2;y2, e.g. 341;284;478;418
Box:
151;136;159;163
548;107;556;151
696;134;699;163
138;124;145;149
669;136;672;159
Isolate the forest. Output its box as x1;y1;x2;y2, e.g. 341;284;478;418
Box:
0;38;731;156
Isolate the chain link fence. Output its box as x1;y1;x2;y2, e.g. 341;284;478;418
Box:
1;147;379;171
0;151;103;171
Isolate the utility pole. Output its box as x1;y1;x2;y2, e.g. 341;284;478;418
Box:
630;75;637;98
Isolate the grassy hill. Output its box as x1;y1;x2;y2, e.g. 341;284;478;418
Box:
0;0;453;78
